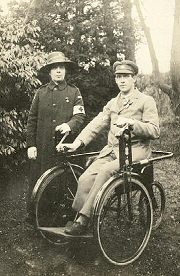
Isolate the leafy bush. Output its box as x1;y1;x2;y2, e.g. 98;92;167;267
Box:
0;18;45;172
1;1;175;175
1;109;27;155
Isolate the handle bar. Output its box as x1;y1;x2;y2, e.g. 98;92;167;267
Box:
55;131;69;145
114;123;174;168
59;131;69;144
132;150;173;166
150;150;173;162
54;131;70;154
54;128;173;163
114;123;133;138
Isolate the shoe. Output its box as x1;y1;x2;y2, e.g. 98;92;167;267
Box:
65;221;87;236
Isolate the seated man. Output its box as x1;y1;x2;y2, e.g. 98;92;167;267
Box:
56;60;160;235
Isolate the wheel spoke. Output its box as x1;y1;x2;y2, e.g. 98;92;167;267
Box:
94;177;153;266
34;166;83;244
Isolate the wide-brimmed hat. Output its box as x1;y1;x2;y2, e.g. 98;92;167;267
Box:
113;60;138;75
39;51;76;73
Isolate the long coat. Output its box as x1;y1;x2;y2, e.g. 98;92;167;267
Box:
26;80;85;181
75;88;160;161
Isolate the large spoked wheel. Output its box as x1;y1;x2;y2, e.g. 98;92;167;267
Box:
93;176;153;266
150;181;165;230
34;164;83;245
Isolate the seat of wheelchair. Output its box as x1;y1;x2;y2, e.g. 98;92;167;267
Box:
38;226;93;239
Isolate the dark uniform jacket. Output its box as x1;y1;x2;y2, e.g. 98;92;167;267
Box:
27;80;85;177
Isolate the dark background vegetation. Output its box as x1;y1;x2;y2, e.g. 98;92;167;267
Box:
0;1;180;275
1;0;179;175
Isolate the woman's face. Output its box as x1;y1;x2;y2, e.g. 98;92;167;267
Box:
49;63;66;82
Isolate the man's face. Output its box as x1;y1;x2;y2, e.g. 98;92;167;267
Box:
49;63;66;82
115;73;136;94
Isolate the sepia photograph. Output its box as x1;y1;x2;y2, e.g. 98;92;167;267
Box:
0;0;179;275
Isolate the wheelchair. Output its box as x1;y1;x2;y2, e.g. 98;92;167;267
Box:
31;126;173;266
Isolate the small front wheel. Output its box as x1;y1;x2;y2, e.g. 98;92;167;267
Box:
93;176;153;266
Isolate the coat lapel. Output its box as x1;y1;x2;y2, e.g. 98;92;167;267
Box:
118;89;140;114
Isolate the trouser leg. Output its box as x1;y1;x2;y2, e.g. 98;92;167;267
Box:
72;154;115;213
80;158;119;217
80;144;151;218
72;153;119;218
73;145;152;219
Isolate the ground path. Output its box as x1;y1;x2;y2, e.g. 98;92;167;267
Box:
0;157;180;276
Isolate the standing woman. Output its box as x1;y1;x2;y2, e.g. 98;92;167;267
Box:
26;51;85;223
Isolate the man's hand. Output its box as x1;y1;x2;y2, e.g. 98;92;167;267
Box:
115;117;134;128
55;123;71;134
56;140;82;153
27;146;37;159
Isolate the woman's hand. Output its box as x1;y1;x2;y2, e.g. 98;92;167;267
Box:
55;123;71;134
27;146;37;159
56;140;82;153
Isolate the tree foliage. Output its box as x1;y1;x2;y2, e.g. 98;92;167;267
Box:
18;0;137;64
27;0;138;114
133;0;180;116
0;16;45;168
0;0;138;170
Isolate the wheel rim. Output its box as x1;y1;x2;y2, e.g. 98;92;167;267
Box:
35;166;82;245
94;178;153;266
151;182;165;230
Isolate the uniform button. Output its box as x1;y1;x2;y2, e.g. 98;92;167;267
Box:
54;87;58;91
53;103;56;107
52;119;56;123
53;136;55;139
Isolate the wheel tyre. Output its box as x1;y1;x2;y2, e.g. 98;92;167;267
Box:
151;181;165;230
34;165;83;245
93;176;153;266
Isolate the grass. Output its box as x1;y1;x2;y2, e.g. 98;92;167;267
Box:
0;121;179;276
152;120;180;157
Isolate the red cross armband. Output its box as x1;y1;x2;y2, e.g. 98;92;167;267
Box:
73;105;85;115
